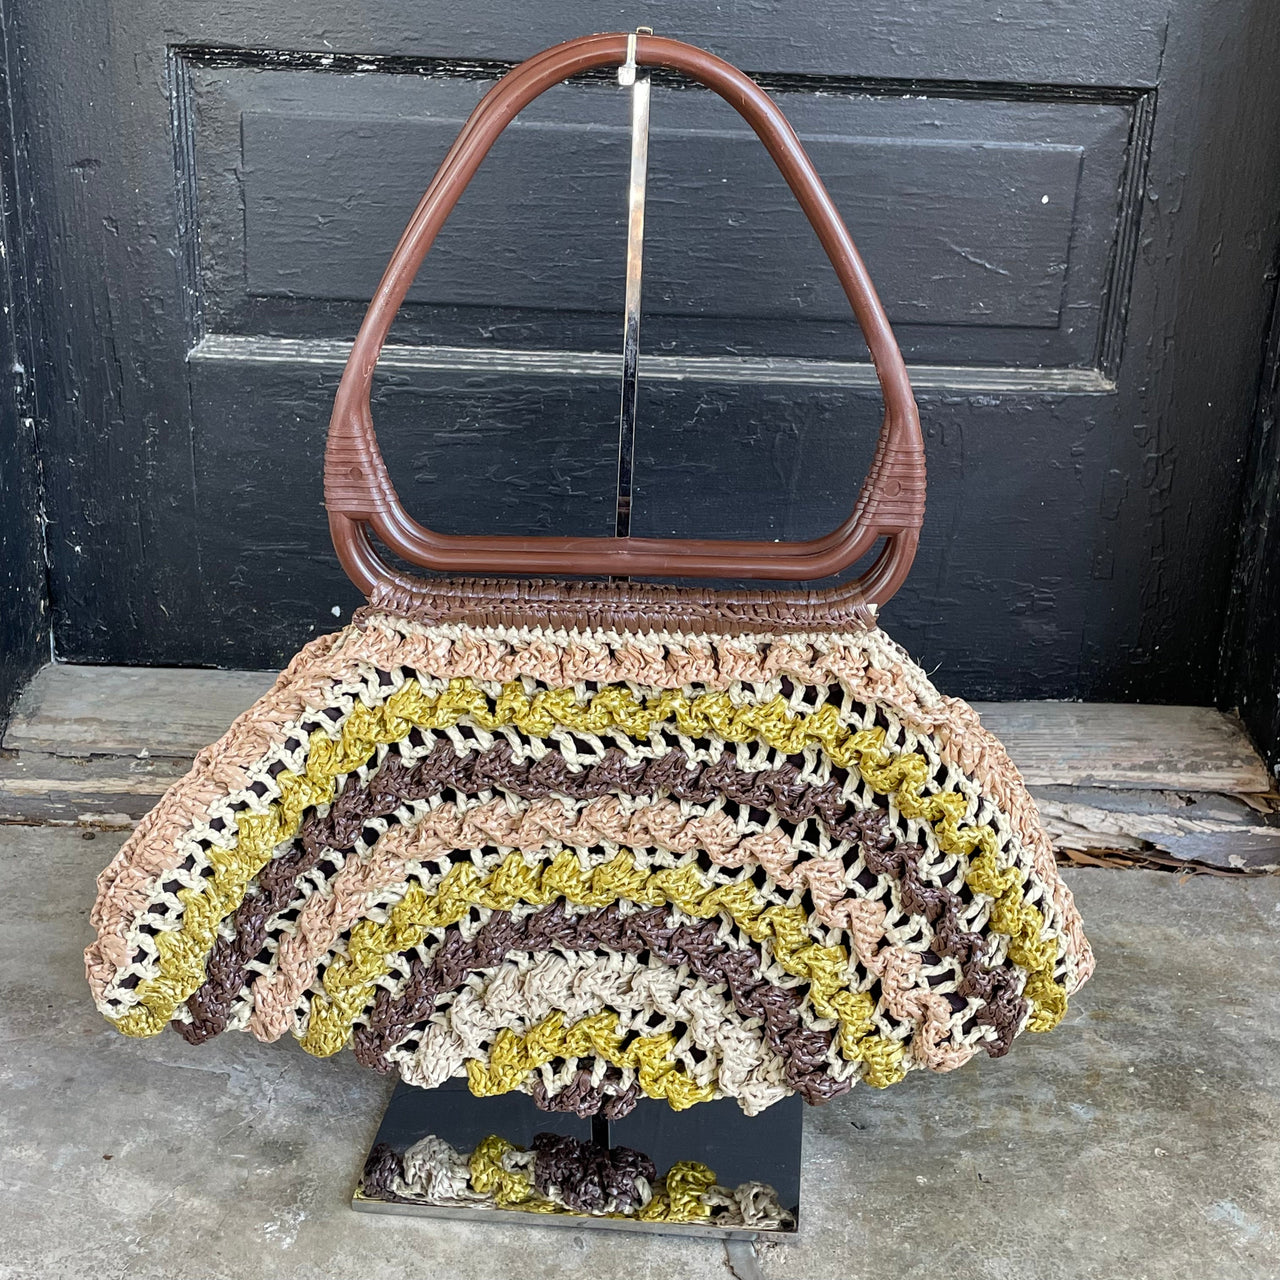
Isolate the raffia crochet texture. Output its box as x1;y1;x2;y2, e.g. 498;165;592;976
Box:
360;1130;794;1227
85;612;1092;1116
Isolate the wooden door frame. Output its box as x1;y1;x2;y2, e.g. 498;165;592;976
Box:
0;0;48;722
1222;274;1280;776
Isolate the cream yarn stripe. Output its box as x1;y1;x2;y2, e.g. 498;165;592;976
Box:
381;948;793;1115
85;691;1049;1018
371;900;972;1086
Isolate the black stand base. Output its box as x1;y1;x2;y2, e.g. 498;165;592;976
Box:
353;1079;803;1239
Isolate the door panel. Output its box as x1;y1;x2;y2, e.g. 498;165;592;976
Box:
196;59;1131;368
9;0;1280;702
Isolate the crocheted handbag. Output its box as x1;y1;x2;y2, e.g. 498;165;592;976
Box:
85;33;1092;1121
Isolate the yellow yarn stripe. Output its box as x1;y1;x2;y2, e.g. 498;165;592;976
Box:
468;1133;715;1222
297;846;902;1090
967;850;1065;1031
111;676;1064;1040
468;1135;558;1214
637;1162;717;1223
465;1009;716;1111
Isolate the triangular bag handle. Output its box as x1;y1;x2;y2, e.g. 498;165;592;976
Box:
325;32;925;614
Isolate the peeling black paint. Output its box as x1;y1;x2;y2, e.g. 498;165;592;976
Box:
0;0;48;721
1222;279;1280;775
175;42;1155;107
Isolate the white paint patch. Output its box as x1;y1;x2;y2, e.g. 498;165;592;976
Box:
262;1204;306;1250
1205;1199;1262;1241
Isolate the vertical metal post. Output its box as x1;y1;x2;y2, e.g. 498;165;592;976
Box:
614;29;652;541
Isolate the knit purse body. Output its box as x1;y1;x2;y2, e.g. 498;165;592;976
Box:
85;34;1091;1121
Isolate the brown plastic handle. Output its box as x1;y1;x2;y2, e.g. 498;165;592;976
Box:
325;32;925;606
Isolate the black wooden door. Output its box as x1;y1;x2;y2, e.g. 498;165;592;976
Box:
6;1;1280;701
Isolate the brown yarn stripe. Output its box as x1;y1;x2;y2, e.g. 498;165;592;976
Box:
855;808;1027;1055
352;897;849;1107
361;1143;413;1204
182;734;872;1043
529;1066;642;1120
181;737;1025;1057
529;1132;656;1214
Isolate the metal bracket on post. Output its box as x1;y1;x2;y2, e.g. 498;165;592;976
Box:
613;27;652;543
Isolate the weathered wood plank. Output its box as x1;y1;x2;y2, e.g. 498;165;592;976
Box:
0;753;190;827
2;665;276;759
973;702;1272;793
1029;785;1280;871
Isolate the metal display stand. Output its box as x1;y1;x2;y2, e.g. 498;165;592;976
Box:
352;31;805;1238
353;1080;803;1239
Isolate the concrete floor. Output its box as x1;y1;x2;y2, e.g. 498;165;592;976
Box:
2;826;1277;1280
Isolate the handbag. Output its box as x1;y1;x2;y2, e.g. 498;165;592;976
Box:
85;33;1091;1125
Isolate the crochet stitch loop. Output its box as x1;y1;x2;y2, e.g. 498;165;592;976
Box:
294;847;899;1091
468;1135;559;1213
177;733;1030;1080
637;1161;719;1223
463;1009;717;1110
110;677;1067;1041
369;1131;766;1225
